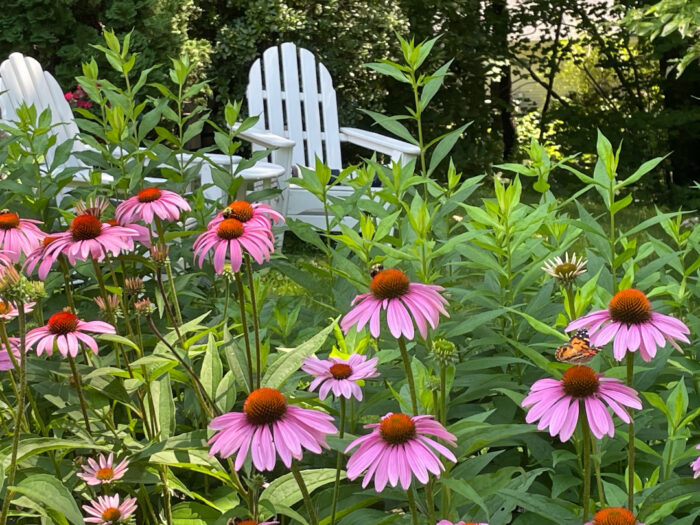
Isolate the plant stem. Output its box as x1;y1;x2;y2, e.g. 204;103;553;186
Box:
244;254;262;388
590;438;606;507
290;461;318;525
565;287;577;320
626;353;635;511
234;272;255;389
581;401;592;522
397;337;418;415
406;486;419;525
440;365;447;425
160;466;173;525
330;397;346;525
426;479;436;523
0;301;28;525
68;355;93;436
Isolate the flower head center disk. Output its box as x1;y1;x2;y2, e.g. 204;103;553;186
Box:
370;269;410;300
95;467;114;481
101;507;121;523
0;212;19;230
48;312;79;335
562;365;599;397
70;214;102;241
555;262;578;276
224;201;254;222
0;302;10;315
243;388;287;425
593;507;637;525
217;218;244;240
329;363;353;380
608;289;652;324
379;413;416;445
43;236;57;247
237;521;259;525
137;187;162;203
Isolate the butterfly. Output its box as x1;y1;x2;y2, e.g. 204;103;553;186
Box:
555;328;600;364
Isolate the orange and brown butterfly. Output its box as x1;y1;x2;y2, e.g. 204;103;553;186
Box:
555;329;600;364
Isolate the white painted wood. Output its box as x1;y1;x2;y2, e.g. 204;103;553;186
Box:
298;48;324;166
318;64;342;170
280;42;306;167
246;58;266;156
262;47;285;141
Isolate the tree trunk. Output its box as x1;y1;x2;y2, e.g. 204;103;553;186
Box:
488;0;516;161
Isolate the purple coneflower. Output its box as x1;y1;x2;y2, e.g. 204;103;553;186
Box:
301;354;379;401
232;521;278;525
0;337;19;371
25;311;115;357
0;300;35;321
115;187;190;224
23;235;60;280
210;200;284;239
522;365;642;442
208;387;337;471
437;521;487;525
83;494;137;524
585;507;644;525
567;288;690;362
340;268;449;340
0;211;45;262
43;214;136;264
77;452;129;485
193;217;274;274
345;413;456;492
691;444;700;479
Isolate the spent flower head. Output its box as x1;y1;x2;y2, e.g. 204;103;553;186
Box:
542;252;587;287
432;337;458;367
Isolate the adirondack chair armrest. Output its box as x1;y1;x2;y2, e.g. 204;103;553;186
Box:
231;124;296;149
339;127;421;161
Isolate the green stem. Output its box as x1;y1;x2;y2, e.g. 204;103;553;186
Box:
397;337;418;415
244;254;262;389
626;353;635;511
609;182;617;294
581;401;592;522
440;365;447;425
406;486;419;525
234;272;255;389
160;466;173;525
591;438;606;507
426;479;436;523
330;397;346;525
290;462;318;525
565;287;577;320
0;301;28;525
68;355;93;436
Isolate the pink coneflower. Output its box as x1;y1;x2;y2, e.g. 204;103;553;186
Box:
0;337;19;370
345;413;457;491
115;187;190;224
43;214;136;263
23;235;60;280
208;387;337;471
193;217;274;274
566;288;690;362
75;196;110;218
691;444;700;478
522;365;642;442
0;211;45;262
584;507;645;525
83;494;137;524
77;452;129;485
25;311;115;357
210;200;284;240
340;268;449;340
105;219;151;250
301;354;379;401
0;300;35;321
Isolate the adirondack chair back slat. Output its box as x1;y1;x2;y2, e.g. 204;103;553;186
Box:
0;53;82;167
247;43;342;171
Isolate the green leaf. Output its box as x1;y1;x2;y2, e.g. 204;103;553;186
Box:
262;318;338;389
10;474;83;525
505;307;570;341
499;488;579;522
259;468;343;508
442;478;490;519
427;123;470;177
200;334;223;400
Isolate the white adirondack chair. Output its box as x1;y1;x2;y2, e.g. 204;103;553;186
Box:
0;53;283;205
0;53;88;172
237;42;421;229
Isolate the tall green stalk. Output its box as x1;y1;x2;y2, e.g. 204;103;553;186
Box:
0;300;27;525
330;397;346;525
626;354;635;511
291;462;318;525
581;402;592;522
397;337;418;415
